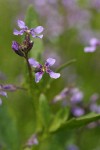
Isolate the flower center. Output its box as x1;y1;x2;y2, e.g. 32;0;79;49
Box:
26;30;30;34
42;65;47;72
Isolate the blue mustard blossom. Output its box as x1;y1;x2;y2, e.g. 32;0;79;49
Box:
84;38;100;52
72;107;85;117
53;87;85;117
28;58;61;83
13;20;44;38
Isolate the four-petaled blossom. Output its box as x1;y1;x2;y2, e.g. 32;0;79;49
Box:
28;58;61;83
84;38;100;52
13;20;44;38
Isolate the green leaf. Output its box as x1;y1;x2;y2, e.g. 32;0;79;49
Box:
49;107;69;132
38;94;52;128
24;148;31;150
56;59;76;72
0;106;20;150
25;5;44;60
49;113;100;133
25;5;38;28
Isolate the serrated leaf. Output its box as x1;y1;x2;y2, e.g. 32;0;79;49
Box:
49;107;69;132
38;94;52;128
49;113;100;133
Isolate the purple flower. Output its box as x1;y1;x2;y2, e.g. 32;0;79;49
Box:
29;58;61;83
26;134;38;147
67;144;79;150
90;103;100;113
0;85;7;97
70;88;84;103
13;20;44;38
52;87;84;104
84;38;100;52
89;93;100;113
72;107;85;117
90;93;99;103
12;41;19;51
12;41;24;57
53;88;69;103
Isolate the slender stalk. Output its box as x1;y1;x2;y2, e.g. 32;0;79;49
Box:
44;59;76;92
25;54;43;133
25;54;33;81
56;59;76;72
25;54;39;130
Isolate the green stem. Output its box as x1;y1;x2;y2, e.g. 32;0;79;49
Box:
25;54;39;130
44;59;76;92
25;54;33;81
56;59;76;72
25;54;43;133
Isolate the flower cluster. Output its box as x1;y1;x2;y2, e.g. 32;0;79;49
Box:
53;87;84;117
84;38;100;52
12;20;60;83
12;20;44;57
53;87;100;123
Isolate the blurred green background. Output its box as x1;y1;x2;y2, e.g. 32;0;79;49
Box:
0;0;100;149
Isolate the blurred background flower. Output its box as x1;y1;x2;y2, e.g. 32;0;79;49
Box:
0;0;100;149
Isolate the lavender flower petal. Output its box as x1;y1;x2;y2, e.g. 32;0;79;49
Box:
13;29;24;35
30;31;43;39
31;34;43;39
48;70;60;79
35;72;43;83
90;38;98;46
71;88;83;103
26;134;38;146
90;103;100;113
37;34;43;38
72;107;85;117
33;26;44;34
30;26;44;39
28;58;40;68
84;46;96;52
53;88;69;103
0;98;2;105
30;32;36;38
45;58;56;66
12;41;19;51
17;20;26;29
0;91;7;97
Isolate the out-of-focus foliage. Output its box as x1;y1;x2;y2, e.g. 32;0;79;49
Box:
0;0;100;150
